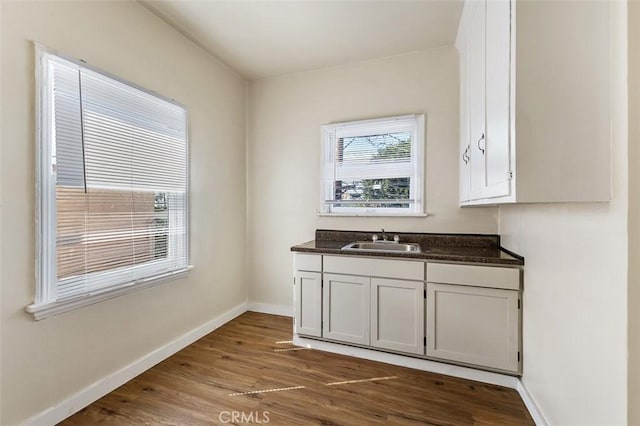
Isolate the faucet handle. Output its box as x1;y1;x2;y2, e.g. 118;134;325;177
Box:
372;234;378;242
393;235;400;243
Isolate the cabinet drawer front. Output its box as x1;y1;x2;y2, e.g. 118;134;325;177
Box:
324;256;424;281
294;254;322;272
427;263;519;290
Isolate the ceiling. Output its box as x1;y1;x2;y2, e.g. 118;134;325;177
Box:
140;1;464;80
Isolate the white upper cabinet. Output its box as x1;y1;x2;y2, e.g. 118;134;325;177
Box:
467;0;490;201
457;0;612;205
483;0;511;199
458;21;471;203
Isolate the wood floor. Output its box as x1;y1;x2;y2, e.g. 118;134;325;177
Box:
61;312;534;425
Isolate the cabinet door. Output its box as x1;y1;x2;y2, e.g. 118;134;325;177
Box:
426;283;519;372
323;274;370;345
467;0;487;201
458;15;472;203
371;278;424;355
483;0;512;199
294;271;322;337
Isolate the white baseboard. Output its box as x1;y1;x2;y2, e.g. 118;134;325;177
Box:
247;302;292;317
516;379;548;426
25;303;546;426
294;336;548;426
26;302;248;426
293;336;519;388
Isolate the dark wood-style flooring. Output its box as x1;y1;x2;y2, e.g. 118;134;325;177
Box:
61;312;534;425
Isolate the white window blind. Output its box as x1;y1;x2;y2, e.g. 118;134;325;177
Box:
32;49;190;316
321;115;425;215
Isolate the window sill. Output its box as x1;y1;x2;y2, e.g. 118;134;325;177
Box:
25;265;194;320
318;213;429;217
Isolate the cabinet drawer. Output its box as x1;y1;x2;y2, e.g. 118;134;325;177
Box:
323;256;424;281
294;254;322;272
427;263;519;290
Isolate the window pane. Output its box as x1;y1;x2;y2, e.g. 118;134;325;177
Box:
334;132;413;209
333;178;411;208
321;115;423;215
56;187;172;280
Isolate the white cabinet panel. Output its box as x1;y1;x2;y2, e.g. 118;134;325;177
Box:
323;256;424;281
294;271;322;337
468;0;487;201
427;263;520;290
371;278;424;355
426;283;519;372
484;0;511;199
459;38;471;203
323;273;370;345
294;253;322;272
465;0;512;201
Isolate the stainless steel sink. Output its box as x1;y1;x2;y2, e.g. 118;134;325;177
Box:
341;241;421;253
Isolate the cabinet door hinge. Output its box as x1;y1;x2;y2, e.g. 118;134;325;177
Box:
518;299;521;309
508;171;514;180
518;351;521;362
424;289;427;298
424;336;427;346
293;277;295;286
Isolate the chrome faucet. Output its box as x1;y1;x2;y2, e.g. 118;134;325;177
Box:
381;228;388;241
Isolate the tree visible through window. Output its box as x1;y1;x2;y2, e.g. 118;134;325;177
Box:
334;134;411;208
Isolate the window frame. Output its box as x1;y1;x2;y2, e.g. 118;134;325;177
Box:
319;114;426;216
28;44;192;320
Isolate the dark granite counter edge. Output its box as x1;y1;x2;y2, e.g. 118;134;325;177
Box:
291;241;524;266
315;229;501;248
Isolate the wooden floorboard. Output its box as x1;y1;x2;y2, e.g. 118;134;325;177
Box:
61;312;534;425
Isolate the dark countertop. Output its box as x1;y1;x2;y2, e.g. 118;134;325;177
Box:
291;230;524;266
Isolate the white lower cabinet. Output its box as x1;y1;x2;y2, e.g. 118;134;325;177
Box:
426;263;521;373
371;278;424;355
294;253;522;375
294;271;322;337
322;273;370;345
293;253;323;337
322;256;425;353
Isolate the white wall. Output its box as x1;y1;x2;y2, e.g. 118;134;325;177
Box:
628;1;640;424
0;2;3;422
0;2;247;424
247;47;498;309
498;2;628;425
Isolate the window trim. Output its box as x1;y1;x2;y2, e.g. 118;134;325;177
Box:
28;44;192;320
319;114;426;216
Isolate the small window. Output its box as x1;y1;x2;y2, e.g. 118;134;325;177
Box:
320;114;425;216
29;47;191;319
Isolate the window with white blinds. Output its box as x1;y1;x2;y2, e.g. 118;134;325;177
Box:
30;48;190;318
320;115;425;215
